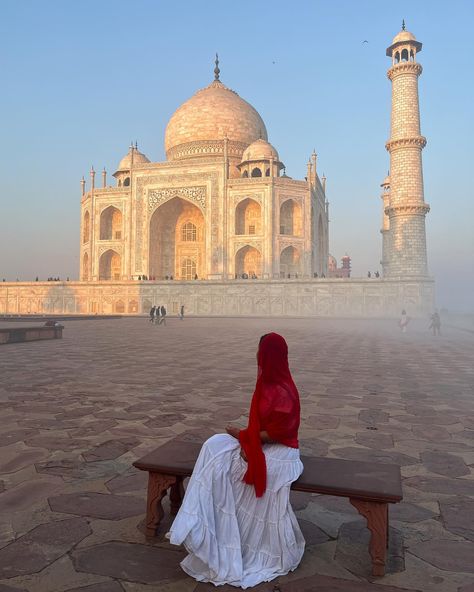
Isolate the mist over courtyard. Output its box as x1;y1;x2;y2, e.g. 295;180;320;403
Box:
0;317;473;590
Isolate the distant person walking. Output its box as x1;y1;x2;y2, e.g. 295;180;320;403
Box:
154;305;161;325
179;304;185;320
149;305;156;323
159;305;167;325
399;309;410;333
429;310;441;336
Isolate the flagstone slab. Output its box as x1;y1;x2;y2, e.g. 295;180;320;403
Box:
65;582;124;592
0;479;60;513
69;420;119;438
72;542;185;584
358;409;389;424
0;584;28;592
411;425;452;442
82;439;141;462
105;471;148;494
49;492;144;520
0;430;39;447
389;502;436;523
420;451;470;478
355;432;394;449
305;415;340;429
0;449;48;474
24;435;88;452
331;446;419;466
410;540;474;573
404;475;474;496
35;459;117;481
440;498;474;541
0;518;91;579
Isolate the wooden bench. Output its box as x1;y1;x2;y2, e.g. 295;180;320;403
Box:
133;438;403;577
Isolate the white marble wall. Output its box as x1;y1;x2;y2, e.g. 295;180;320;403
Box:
0;278;435;318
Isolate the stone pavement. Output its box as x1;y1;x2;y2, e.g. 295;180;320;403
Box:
0;317;473;592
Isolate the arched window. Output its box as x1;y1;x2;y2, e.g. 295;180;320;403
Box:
242;170;249;178
83;211;90;244
181;222;197;242
181;258;196;280
401;49;409;62
395;51;400;64
265;168;270;177
123;177;130;186
251;167;262;178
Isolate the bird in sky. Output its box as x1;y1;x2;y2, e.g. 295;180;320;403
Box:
362;40;369;43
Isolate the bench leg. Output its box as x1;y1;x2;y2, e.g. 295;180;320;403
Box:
169;476;184;516
350;499;388;577
145;472;176;537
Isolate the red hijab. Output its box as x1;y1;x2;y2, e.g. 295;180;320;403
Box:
238;333;300;497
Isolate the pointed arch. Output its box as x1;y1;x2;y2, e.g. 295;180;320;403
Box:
280;245;301;278
83;211;90;244
100;206;123;240
235;245;261;278
235;198;261;235
280;199;302;236
99;249;121;280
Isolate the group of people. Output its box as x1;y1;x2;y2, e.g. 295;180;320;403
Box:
149;304;185;324
399;309;442;335
367;271;380;278
149;305;167;325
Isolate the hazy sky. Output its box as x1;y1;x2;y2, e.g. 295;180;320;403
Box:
1;0;473;311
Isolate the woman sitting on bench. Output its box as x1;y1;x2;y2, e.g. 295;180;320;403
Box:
167;332;305;588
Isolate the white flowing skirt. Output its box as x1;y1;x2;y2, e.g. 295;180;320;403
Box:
168;433;305;589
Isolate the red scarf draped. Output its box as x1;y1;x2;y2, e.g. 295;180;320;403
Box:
238;333;300;497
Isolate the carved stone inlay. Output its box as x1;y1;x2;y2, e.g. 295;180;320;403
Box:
233;193;262;205
385;136;426;151
98;245;123;256
385;203;430;216
234;240;261;252
167;139;248;161
148;186;207;213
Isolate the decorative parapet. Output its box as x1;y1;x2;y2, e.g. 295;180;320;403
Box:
387;62;422;80
385;136;427;152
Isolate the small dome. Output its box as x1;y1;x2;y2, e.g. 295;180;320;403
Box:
165;79;267;160
392;29;417;44
117;146;150;171
241;138;279;162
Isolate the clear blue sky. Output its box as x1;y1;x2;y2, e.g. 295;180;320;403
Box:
1;0;473;311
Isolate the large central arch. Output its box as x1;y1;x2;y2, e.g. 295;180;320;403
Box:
280;245;301;278
149;197;205;279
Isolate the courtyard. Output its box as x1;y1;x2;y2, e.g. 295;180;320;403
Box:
0;316;473;592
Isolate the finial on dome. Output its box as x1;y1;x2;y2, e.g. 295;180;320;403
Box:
402;19;406;31
214;53;220;81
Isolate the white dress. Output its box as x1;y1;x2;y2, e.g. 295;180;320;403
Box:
168;433;305;589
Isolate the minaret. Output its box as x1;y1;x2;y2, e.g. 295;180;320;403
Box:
385;22;430;277
380;173;390;275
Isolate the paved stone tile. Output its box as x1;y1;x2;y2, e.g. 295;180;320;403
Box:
72;542;185;584
0;518;91;578
440;498;474;541
355;431;394;449
49;492;144;520
410;540;474;573
0;479;60;513
0;584;28;592
1;318;474;591
82;439;141;462
420;451;470;478
105;471;148;494
65;582;124;592
0;430;39;447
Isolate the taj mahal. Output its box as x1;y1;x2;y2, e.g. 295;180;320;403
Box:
0;25;434;317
